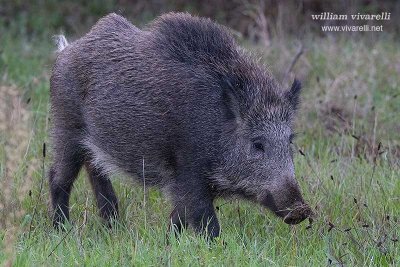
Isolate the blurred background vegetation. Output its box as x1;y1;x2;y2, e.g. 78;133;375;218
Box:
1;0;400;39
0;1;399;266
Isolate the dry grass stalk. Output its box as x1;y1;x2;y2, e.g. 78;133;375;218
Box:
0;85;38;265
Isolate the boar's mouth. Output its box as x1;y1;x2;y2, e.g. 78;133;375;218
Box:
261;194;312;225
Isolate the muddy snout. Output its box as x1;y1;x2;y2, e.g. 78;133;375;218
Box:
282;202;313;225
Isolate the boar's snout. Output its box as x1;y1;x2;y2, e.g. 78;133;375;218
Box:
260;177;313;225
262;196;313;225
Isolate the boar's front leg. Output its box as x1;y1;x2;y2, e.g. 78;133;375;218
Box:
169;177;220;239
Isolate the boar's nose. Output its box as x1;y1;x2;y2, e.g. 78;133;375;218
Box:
283;201;313;225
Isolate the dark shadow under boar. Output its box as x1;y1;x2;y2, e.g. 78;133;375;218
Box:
49;12;312;238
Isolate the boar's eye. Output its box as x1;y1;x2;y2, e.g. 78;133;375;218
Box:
252;140;265;153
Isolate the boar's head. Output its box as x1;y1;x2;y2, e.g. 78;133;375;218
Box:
214;67;312;225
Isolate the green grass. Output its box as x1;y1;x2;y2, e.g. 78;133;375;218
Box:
1;19;399;266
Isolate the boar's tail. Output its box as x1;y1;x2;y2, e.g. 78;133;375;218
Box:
53;35;69;52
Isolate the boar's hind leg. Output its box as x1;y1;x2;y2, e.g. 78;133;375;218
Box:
169;180;220;239
85;161;119;225
49;143;84;228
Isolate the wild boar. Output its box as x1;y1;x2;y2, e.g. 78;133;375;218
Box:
49;12;312;238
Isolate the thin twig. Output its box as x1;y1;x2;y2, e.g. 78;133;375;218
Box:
77;196;89;256
236;200;242;230
283;43;304;83
47;226;74;257
28;142;46;238
142;157;147;229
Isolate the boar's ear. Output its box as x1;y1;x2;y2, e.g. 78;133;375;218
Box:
221;77;242;121
285;79;302;111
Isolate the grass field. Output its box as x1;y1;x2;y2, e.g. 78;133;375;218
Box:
1;16;399;266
